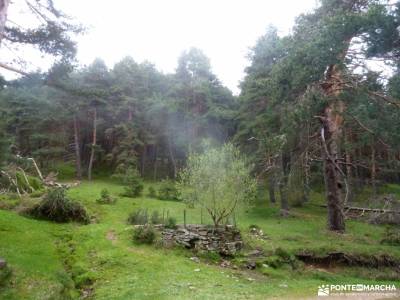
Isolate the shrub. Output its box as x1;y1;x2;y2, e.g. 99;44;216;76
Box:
96;188;116;204
122;181;143;198
30;189;45;198
28;175;43;191
50;163;76;180
15;172;43;193
133;225;156;244
112;167;144;198
127;209;148;225
151;210;162;224
0;194;19;210
27;188;89;224
147;186;157;198
381;226;400;246
112;167;139;185
248;224;261;230
164;217;177;229
0;263;12;286
157;180;179;201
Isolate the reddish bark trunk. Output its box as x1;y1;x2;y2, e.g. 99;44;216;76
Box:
321;64;346;232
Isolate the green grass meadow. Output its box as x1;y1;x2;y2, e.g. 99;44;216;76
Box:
0;180;399;299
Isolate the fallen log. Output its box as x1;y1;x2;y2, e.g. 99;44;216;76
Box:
317;204;400;214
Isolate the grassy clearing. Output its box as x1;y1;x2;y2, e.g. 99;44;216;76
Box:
0;180;399;299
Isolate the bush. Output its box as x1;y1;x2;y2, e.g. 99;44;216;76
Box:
96;188;116;204
15;172;43;193
30;189;45;198
112;167;144;198
151;210;162;224
0;194;19;210
122;181;144;198
112;167;139;185
50;163;75;180
157;180;179;201
147;186;157;198
164;217;177;229
27;188;89;224
381;226;400;246
127;209;148;225
133;225;156;244
0;263;12;286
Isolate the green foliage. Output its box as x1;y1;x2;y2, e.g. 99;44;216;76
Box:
381;226;400;246
116;168;144;198
28;176;43;191
28;188;89;224
0;194;19;210
264;248;300;270
0;264;12;287
147;186;156;198
96;188;116;204
150;210;162;224
178;143;257;226
121;179;144;198
127;209;149;225
164;217;177;229
51;163;76;180
30;189;45;198
132;225;156;244
157;180;179;201
14;172;43;193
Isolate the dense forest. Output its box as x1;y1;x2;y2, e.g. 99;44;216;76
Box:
1;0;400;299
1;0;400;230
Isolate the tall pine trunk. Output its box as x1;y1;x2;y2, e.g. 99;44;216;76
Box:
140;145;146;177
153;145;158;181
344;129;353;203
73;114;82;180
279;151;290;216
268;175;276;203
88;107;97;181
371;145;377;195
321;64;345;232
167;136;177;179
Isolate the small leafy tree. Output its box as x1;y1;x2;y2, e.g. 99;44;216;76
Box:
178;143;257;227
113;167;144;198
96;188;116;204
157;179;179;201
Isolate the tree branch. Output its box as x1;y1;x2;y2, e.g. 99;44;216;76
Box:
0;62;29;76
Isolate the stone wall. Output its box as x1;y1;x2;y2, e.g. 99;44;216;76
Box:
161;224;243;256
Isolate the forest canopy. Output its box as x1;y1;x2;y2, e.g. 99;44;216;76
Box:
0;0;400;232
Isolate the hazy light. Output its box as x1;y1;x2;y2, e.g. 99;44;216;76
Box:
2;0;319;94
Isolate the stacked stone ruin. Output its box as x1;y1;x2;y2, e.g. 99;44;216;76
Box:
160;224;243;256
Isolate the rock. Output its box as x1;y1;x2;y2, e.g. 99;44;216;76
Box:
0;258;6;269
247;277;255;281
220;260;231;268
246;261;256;270
245;249;263;257
190;256;200;263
